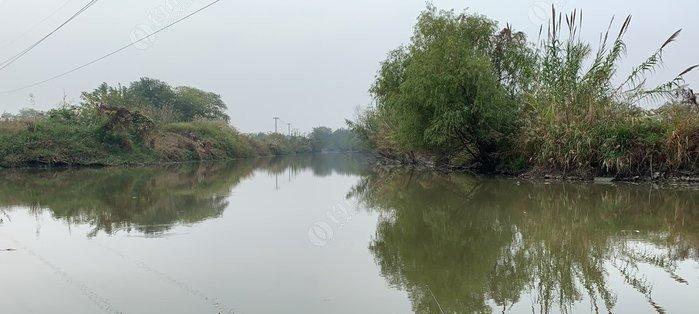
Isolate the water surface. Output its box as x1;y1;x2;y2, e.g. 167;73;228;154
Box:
0;154;697;313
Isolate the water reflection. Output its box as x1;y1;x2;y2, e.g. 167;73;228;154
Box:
351;170;699;314
0;154;369;236
259;153;371;177
0;162;248;236
1;156;697;313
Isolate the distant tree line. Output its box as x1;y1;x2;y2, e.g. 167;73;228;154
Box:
308;126;366;152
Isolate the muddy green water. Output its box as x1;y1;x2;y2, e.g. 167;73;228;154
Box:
0;154;697;314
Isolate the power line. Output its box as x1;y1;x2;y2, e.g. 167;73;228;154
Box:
0;0;99;71
0;0;96;66
0;0;224;95
0;0;74;50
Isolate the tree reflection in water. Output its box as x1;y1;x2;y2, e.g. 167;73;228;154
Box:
0;162;257;236
351;170;698;314
0;154;370;237
1;157;696;313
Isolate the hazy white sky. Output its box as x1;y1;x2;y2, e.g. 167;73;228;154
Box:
0;0;697;133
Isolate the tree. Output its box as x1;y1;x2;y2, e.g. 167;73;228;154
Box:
368;6;518;168
81;83;131;108
174;86;229;122
128;78;177;111
309;127;333;152
80;78;230;123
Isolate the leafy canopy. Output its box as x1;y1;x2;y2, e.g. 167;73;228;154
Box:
81;78;230;123
369;6;519;165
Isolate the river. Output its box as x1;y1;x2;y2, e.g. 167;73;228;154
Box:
0;154;697;314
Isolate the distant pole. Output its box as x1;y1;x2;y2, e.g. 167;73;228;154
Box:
287;123;291;136
273;117;279;133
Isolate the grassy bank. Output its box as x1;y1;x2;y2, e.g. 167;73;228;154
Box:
351;6;699;180
0;109;274;168
0;78;363;168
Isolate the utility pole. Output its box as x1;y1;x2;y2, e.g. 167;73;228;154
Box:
287;123;291;136
273;117;279;133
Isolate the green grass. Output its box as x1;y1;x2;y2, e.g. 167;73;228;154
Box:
163;120;258;159
0;118;110;167
0;113;317;168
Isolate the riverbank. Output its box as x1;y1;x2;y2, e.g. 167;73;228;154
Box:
0;111;306;169
350;6;698;180
371;154;699;187
0;114;358;169
1;78;366;169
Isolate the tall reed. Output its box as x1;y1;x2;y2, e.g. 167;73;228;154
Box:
517;7;698;177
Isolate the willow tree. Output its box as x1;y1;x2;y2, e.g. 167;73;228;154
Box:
366;6;520;169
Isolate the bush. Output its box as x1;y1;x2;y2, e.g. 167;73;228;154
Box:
523;103;699;179
163;120;256;159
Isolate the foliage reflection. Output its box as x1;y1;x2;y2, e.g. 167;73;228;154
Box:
352;170;698;313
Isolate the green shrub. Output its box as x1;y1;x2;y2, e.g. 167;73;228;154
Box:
164;120;256;158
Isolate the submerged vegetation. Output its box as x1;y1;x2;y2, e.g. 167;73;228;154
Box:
0;78;363;168
352;6;699;179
